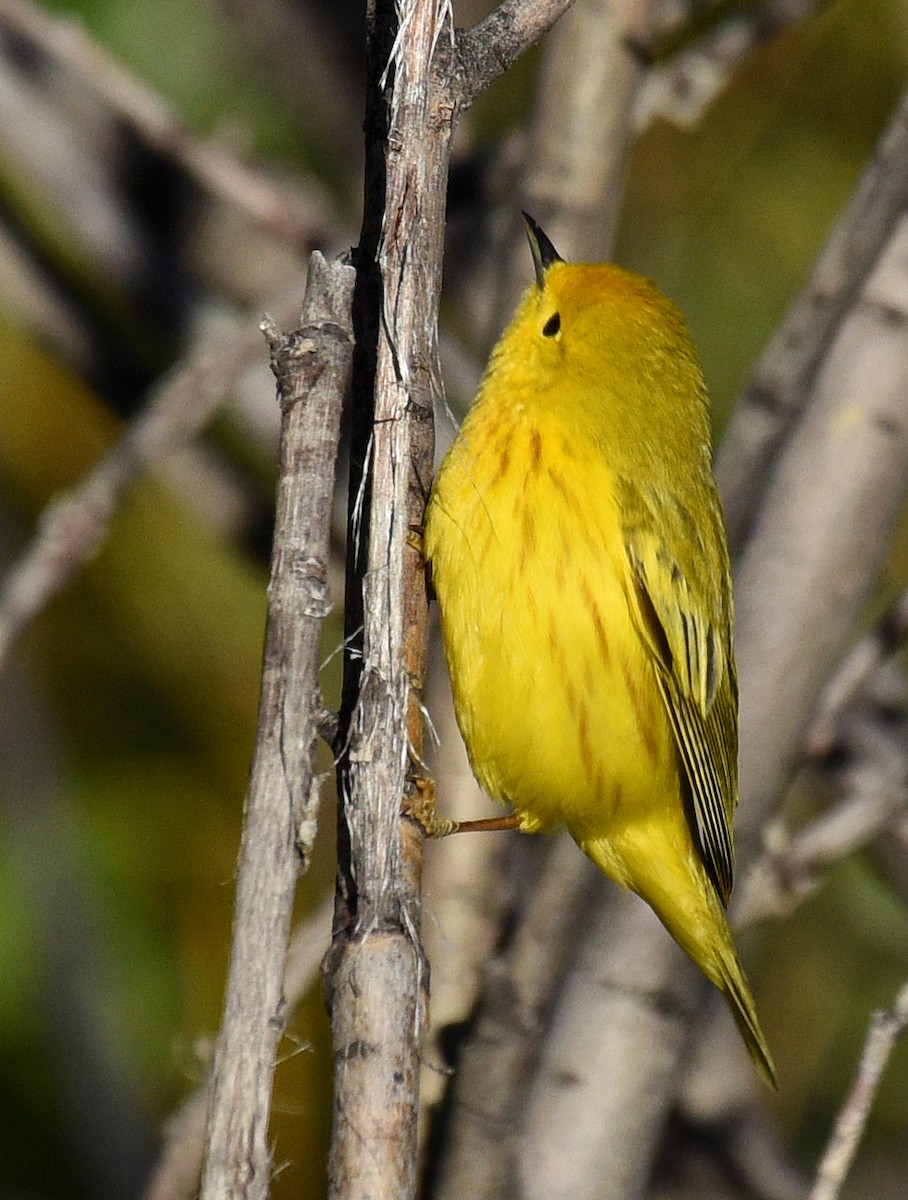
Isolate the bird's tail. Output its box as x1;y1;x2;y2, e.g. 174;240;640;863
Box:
650;887;777;1088
713;939;777;1089
582;834;777;1088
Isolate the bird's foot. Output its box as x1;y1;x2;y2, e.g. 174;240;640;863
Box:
404;776;459;837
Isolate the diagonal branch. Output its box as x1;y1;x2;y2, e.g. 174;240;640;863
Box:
0;288;305;677
634;0;827;131
715;86;908;554
810;980;908;1200
0;0;328;251
737;661;908;929
452;0;577;110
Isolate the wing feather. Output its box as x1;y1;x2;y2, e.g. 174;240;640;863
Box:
621;481;738;906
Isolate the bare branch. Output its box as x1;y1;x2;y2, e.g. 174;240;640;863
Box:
715;86;908;554
733;207;908;854
430;838;600;1199
810;980;908;1200
453;0;578;111
326;1;452;1194
658;182;908;1166
807;585;908;757
0;287;304;676
200;251;354;1200
0;0;329;251
521;0;657;260
737;662;908;929
634;0;825;131
518;892;698;1200
679;650;908;1160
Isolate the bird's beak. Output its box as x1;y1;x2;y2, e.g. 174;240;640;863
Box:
522;212;563;288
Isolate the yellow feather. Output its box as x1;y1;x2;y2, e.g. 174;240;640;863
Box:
424;216;776;1087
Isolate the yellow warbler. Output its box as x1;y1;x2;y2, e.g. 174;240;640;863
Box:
423;215;776;1087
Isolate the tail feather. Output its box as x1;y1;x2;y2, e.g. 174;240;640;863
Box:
717;944;778;1089
581;833;777;1087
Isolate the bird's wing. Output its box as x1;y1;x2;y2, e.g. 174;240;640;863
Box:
620;481;738;907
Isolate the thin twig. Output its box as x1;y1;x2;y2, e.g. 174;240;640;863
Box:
737;662;908;929
0;288;304;677
0;0;329;250
807;585;908;757
680;652;908;1146
738;784;908;929
715;86;908;554
810;980;908;1200
634;0;826;131
200;252;354;1200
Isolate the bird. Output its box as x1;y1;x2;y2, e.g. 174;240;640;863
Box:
421;213;776;1087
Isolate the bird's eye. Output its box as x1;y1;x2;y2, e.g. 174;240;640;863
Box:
542;312;561;338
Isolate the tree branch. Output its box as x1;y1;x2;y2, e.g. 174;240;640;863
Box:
807;584;908;758
453;0;579;111
199;251;355;1200
0;287;306;676
325;2;452;1196
737;661;908;929
715;86;908;554
0;0;329;252
732;205;908;854
634;0;826;132
520;0;657;260
429;838;601;1199
810;980;908;1200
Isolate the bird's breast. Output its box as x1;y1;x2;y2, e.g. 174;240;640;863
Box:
426;408;677;836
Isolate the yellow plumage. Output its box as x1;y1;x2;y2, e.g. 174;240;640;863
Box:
423;216;776;1087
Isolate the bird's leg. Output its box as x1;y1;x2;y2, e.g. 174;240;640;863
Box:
449;814;522;833
405;776;521;837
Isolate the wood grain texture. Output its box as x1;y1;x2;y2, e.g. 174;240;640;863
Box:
200;252;354;1200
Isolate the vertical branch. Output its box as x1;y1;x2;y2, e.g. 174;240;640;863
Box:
200;253;355;1200
326;2;452;1196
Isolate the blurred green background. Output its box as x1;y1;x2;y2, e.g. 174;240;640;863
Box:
1;1;907;1197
